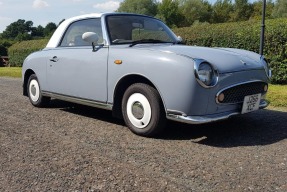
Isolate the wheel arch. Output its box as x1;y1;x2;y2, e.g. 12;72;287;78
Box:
112;74;166;119
23;69;35;96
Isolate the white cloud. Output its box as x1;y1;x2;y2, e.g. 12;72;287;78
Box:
93;1;120;12
0;2;3;6
32;0;49;9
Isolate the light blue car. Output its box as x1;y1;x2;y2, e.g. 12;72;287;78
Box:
22;13;271;137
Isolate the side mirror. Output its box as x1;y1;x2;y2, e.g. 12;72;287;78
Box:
82;32;99;44
177;36;186;45
82;32;100;51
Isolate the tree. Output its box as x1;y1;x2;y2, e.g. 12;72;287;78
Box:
179;0;213;26
2;19;33;39
157;0;184;27
250;0;274;20
230;0;253;21
117;0;158;16
31;25;44;37
15;33;32;41
44;22;57;37
0;39;12;57
212;0;233;23
0;44;7;56
272;0;287;18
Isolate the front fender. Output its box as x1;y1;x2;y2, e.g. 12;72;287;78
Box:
22;50;49;92
107;46;210;116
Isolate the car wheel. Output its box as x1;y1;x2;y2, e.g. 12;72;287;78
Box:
122;83;166;137
27;74;50;107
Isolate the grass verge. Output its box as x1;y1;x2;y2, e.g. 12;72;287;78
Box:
0;67;286;109
267;84;287;109
0;67;21;78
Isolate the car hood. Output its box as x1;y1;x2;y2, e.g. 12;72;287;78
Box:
137;45;263;73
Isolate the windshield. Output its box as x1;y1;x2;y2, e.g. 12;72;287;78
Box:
106;15;177;45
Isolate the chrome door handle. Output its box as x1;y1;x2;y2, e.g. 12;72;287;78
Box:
50;56;59;62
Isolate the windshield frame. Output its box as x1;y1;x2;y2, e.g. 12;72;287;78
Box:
104;14;178;46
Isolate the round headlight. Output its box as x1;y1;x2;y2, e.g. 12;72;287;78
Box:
195;61;218;88
198;63;213;85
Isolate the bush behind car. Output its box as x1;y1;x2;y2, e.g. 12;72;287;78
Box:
8;39;48;67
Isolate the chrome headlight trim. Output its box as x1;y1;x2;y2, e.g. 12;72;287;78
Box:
194;59;219;88
261;57;272;79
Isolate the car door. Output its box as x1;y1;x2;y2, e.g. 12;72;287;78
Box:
47;18;108;102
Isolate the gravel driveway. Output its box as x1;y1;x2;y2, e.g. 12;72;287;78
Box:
0;77;286;191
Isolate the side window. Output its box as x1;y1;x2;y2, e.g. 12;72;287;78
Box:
60;18;103;47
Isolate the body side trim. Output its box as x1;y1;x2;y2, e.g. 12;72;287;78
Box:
42;91;113;110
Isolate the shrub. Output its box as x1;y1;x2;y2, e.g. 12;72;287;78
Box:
8;39;49;67
173;18;287;84
0;39;13;56
0;44;7;56
269;59;287;84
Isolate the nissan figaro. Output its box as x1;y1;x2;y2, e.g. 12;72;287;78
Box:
22;13;271;137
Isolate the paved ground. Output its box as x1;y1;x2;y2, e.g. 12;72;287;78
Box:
0;77;286;191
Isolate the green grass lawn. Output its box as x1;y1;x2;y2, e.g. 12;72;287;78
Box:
0;67;21;78
0;67;286;109
267;84;287;110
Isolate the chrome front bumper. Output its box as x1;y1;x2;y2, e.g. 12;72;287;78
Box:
166;100;269;124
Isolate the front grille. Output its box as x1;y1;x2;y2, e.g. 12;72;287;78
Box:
217;82;267;104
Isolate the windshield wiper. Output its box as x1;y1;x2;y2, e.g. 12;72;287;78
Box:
173;40;186;45
129;39;170;47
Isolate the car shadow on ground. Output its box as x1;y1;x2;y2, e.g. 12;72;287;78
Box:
49;99;125;126
161;109;287;147
49;99;287;147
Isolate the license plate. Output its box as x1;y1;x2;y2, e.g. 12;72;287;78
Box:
241;93;261;114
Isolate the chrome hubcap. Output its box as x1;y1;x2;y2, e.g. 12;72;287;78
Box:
31;85;36;96
132;101;144;120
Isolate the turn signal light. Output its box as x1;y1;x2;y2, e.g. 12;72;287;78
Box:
218;93;225;102
114;60;122;65
264;85;268;92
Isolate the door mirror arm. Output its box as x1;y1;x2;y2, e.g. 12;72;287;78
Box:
92;42;105;52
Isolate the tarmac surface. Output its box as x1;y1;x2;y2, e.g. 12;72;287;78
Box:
0;77;286;191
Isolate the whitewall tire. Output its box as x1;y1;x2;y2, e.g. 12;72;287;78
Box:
29;79;40;103
27;74;50;107
122;83;166;137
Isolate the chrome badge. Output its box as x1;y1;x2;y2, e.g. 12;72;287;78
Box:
240;59;247;65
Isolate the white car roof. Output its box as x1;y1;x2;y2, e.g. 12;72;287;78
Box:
46;13;104;48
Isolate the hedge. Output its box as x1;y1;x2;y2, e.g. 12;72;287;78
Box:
8;39;49;67
173;18;287;84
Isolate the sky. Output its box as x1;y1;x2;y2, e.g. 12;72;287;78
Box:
0;0;260;33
